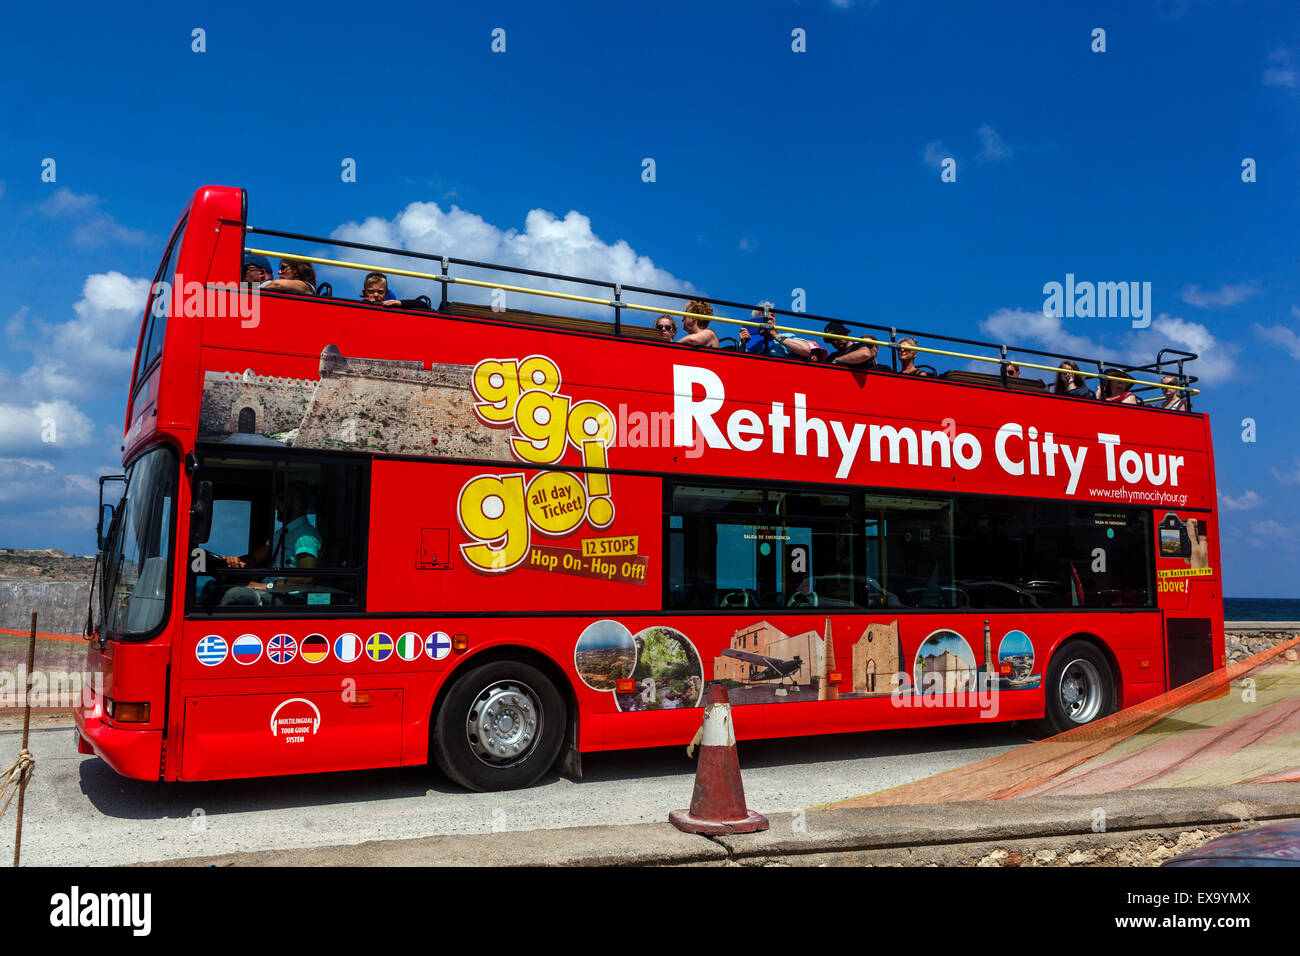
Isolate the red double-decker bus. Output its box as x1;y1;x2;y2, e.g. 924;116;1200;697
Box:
77;185;1224;791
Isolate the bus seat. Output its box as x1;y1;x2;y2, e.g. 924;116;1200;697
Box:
719;589;756;608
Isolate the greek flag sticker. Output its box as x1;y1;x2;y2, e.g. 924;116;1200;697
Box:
196;635;227;666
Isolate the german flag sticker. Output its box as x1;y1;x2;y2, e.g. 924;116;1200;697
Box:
301;633;329;664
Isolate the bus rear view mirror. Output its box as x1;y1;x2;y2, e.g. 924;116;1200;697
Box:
190;480;214;547
97;503;115;552
96;473;126;553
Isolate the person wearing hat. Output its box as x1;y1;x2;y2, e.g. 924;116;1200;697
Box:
1102;367;1138;404
823;320;882;369
242;254;273;285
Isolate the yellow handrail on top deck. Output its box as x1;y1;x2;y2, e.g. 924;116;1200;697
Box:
245;247;1200;398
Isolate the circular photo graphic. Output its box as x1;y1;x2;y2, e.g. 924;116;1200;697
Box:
615;626;704;712
575;619;637;691
997;630;1038;687
913;628;976;695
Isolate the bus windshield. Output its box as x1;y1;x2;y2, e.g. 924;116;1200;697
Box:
100;446;178;638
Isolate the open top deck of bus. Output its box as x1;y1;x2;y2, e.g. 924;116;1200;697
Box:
236;221;1200;408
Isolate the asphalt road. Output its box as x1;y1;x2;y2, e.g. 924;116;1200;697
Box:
0;718;1034;866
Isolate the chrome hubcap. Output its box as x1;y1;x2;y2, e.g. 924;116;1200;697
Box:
1059;659;1102;723
466;681;541;767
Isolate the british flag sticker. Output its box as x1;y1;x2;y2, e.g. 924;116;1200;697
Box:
268;633;298;664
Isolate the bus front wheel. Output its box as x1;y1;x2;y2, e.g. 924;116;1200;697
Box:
432;659;566;792
1043;640;1116;735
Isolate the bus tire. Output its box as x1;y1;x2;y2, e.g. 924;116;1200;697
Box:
1043;640;1115;735
432;659;566;792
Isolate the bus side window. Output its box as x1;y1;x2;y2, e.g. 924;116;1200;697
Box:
189;456;366;611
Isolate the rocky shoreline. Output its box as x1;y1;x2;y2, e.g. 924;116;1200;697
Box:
1224;623;1300;666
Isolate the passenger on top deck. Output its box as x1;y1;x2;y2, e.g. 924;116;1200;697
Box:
1003;362;1021;379
260;258;316;295
1159;375;1189;411
1101;367;1139;404
676;299;720;348
360;271;401;307
896;337;931;375
653;314;677;341
242;254;274;285
1053;361;1095;399
737;302;814;359
823;321;883;369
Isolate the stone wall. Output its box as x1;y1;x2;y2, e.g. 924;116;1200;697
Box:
199;370;317;438
0;578;92;635
1225;625;1299;665
199;349;512;459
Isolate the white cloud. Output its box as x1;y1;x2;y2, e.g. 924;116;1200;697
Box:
1255;322;1300;360
1140;314;1236;384
0;458;54;503
1249;519;1300;546
1219;489;1264;511
330;202;695;316
979;309;1236;385
37;188;149;247
1180;283;1260;307
921;141;951;170
976;124;1012;162
0;400;95;455
1272;458;1300;486
980;308;1105;359
6;271;152;403
1264;49;1298;89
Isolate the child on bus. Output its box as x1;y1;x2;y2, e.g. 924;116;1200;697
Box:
361;272;401;307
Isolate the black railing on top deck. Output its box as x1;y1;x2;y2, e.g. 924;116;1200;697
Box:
243;226;1200;411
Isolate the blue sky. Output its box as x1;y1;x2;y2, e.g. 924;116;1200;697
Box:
1;0;1298;597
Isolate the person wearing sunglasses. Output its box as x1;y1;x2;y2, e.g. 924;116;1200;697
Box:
1159;375;1189;411
653;314;677;341
260;258;316;295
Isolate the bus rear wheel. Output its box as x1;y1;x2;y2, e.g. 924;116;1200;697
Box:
432;659;566;792
1043;640;1116;735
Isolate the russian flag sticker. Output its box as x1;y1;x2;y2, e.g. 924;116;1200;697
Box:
232;634;263;665
196;635;227;667
334;632;362;663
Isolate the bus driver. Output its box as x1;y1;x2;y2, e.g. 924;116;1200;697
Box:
217;483;321;592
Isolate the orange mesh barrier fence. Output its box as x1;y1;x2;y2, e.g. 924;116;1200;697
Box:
821;635;1300;809
0;627;82;644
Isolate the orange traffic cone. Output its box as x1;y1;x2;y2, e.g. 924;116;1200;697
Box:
669;684;769;835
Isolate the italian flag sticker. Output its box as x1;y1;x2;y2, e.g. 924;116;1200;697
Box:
396;631;422;661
